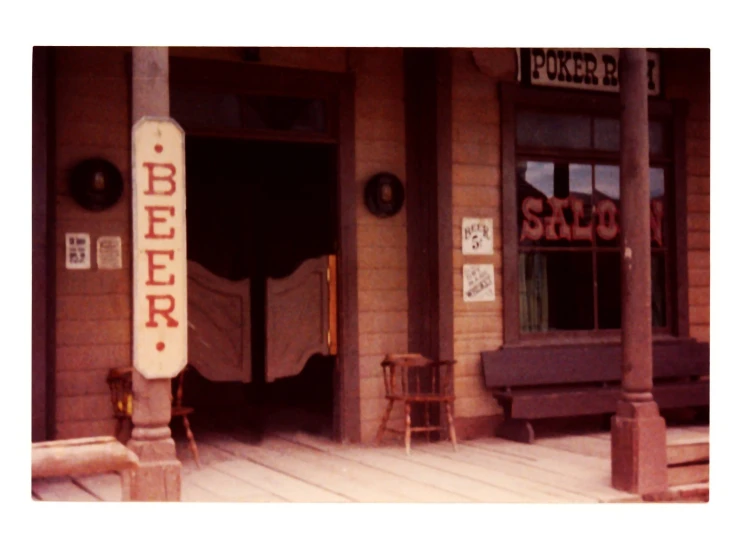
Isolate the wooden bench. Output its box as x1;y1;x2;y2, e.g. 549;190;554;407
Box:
481;339;709;443
32;436;140;500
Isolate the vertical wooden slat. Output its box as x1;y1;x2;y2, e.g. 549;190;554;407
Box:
672;99;690;338
436;49;454;363
336;72;360;443
33;46;54;442
328;254;338;355
499;83;519;345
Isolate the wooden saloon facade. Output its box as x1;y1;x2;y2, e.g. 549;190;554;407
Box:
31;46;710;499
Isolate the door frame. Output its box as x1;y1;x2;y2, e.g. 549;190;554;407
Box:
32;46;56;442
169;54;360;442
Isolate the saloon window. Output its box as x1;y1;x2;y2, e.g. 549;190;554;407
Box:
500;86;685;344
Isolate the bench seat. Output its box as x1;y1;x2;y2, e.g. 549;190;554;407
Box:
482;339;709;443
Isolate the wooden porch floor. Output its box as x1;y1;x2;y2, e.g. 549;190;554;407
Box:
32;425;709;503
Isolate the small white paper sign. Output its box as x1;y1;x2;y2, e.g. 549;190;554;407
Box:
97;236;122;270
463;264;495;302
462;217;494;255
65;233;91;270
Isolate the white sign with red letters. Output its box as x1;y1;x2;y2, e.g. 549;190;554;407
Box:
132;117;188;379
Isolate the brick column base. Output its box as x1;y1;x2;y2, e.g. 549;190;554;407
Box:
611;400;668;494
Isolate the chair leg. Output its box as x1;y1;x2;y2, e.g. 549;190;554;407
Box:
445;402;457;451
375;399;395;445
404;402;412;456
182;414;201;468
424;402;431;443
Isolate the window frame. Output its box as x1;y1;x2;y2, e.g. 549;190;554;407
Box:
500;82;689;346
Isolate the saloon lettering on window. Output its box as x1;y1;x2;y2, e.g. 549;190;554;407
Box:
517;48;661;96
519;196;664;246
132;118;188;379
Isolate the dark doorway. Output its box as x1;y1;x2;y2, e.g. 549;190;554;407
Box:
183;137;337;439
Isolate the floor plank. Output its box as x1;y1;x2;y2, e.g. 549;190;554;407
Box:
436;440;638;502
372;444;570;503
536;434;612;459
211;435;410;502
262;434;472;502
183;462;287;502
666;426;709;445
668;463;710;487
420;442;624;502
32;477;100;502
463;438;609;475
288;433;533;503
71;473;122;502
210;457;350;503
667;443;709;466
181;480;230;502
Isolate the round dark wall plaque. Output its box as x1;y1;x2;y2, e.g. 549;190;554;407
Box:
69;158;124;212
364;172;404;218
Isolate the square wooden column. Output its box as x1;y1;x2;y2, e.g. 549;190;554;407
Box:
127;46;182;501
611;48;668;495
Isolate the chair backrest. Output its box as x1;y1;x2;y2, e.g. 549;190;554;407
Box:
106;366;190;416
380;354;456;397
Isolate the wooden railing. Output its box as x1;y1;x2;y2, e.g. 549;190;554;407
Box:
32;436;139;501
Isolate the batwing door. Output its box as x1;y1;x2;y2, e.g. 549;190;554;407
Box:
187;260;252;383
265;255;337;382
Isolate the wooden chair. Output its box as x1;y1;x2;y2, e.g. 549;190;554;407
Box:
375;353;457;455
106;366;201;468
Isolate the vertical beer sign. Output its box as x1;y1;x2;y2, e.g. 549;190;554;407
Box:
132;117;187;379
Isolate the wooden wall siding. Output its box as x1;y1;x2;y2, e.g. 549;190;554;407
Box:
663;49;710;343
449;49;513;420
348;48;409;443
53;47;131;440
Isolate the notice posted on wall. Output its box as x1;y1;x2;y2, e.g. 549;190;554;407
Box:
462;217;493;255
65;233;91;270
97;236;123;270
463;263;495;302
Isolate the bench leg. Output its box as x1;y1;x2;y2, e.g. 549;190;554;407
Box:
497;419;535;444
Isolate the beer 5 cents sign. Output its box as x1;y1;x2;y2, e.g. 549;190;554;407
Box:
132;118;188;379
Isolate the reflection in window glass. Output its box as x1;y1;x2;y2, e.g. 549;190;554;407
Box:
597;252;621;329
519;251;594;331
595;165;619;200
518;162;593;248
651;253;667;327
650;167;665;199
517;111;591;149
520;161;554;197
569;164;592;196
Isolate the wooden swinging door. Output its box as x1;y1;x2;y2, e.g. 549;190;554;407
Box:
265;255;337;382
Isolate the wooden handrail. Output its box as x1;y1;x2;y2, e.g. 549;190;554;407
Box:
32;436;139;480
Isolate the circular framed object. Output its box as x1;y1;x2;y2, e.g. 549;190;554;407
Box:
364;172;404;218
69;158;124;212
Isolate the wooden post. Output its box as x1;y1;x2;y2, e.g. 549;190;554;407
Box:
611;48;668;495
127;47;182;501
